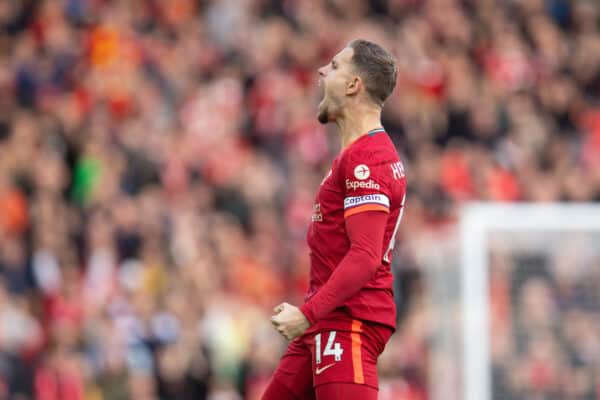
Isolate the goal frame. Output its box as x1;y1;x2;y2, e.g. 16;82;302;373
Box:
460;203;600;400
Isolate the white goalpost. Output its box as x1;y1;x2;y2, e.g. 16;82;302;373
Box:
460;203;600;400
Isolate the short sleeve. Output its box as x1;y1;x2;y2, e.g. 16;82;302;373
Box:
342;149;394;219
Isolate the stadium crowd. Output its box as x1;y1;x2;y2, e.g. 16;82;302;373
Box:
0;0;599;399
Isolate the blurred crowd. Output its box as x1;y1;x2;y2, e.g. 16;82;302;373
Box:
0;0;599;399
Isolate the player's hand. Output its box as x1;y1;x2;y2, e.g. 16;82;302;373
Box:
271;302;310;340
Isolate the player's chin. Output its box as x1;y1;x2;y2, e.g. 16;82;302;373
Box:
317;103;331;124
317;109;329;124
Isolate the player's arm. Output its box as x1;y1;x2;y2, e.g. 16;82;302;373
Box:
271;211;387;339
299;210;387;324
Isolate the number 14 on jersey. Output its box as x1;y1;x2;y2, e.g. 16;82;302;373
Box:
315;331;343;364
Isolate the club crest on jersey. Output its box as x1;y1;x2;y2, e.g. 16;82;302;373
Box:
345;179;380;191
312;203;322;222
354;164;370;180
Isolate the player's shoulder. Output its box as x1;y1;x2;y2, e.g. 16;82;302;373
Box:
343;130;399;166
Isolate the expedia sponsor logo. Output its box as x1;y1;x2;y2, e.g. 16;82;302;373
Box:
345;179;380;191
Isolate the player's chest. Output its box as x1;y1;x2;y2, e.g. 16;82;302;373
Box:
311;167;344;223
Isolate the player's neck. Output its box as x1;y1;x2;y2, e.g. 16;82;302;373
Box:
335;106;383;150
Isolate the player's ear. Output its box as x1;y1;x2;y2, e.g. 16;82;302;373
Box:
346;76;361;96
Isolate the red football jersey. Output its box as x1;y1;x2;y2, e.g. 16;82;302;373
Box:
305;128;406;330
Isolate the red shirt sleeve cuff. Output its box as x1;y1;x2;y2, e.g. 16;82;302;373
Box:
300;303;317;325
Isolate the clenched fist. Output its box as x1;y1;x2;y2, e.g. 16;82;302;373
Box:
271;302;311;340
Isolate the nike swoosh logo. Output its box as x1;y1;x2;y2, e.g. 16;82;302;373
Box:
315;363;335;375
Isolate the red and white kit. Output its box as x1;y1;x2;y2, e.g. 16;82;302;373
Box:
269;128;406;398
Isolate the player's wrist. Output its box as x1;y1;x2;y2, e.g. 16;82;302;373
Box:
299;303;316;326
